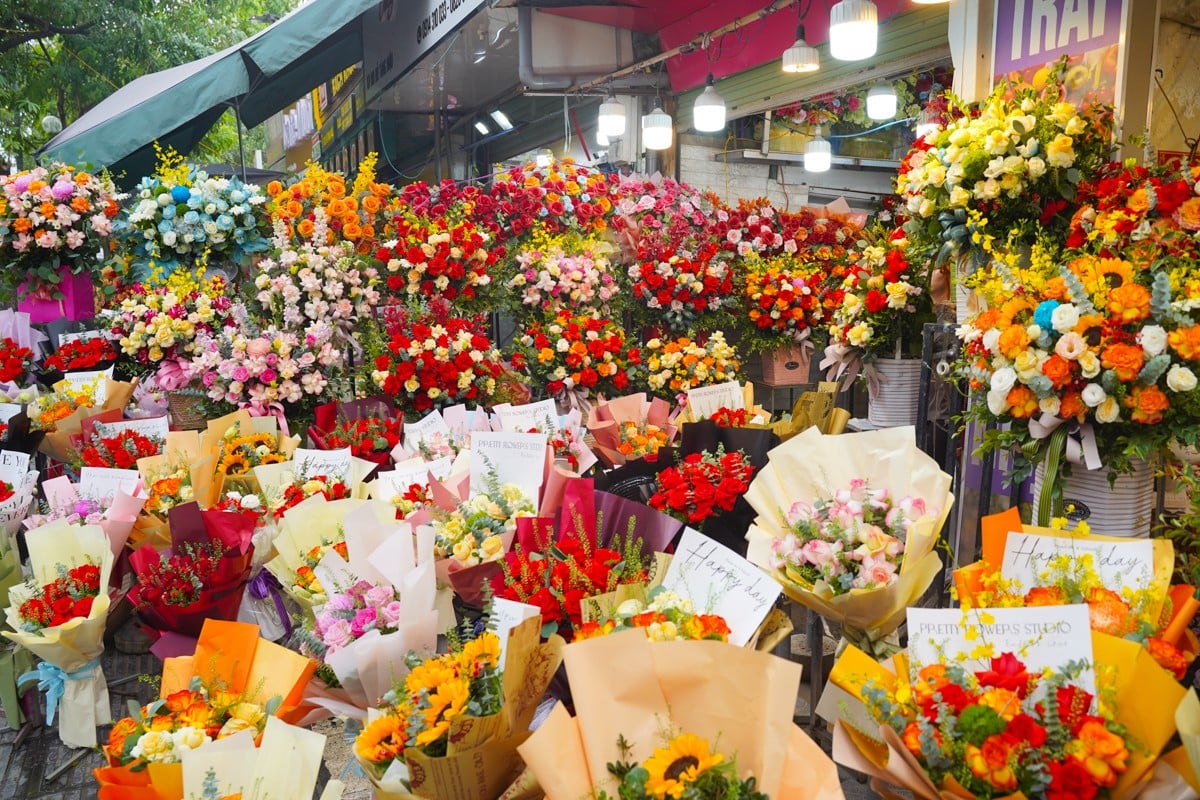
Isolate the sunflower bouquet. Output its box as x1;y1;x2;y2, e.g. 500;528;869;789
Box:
355;617;563;800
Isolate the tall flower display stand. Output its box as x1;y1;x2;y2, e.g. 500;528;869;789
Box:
866;357;922;428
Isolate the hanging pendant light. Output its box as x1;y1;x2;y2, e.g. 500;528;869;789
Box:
781;25;819;73
598;92;626;138
693;74;726;132
642;100;673;151
866;82;898;120
829;0;878;61
804;132;831;173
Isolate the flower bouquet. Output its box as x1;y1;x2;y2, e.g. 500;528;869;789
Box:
32;472;148;559
369;316;505;417
639;332;742;401
264;496;358;614
0;337;33;384
572;587;731;643
745;426;953;657
585;393;677;470
0;162;120;319
828;625;1186;800
510;310;640;408
129;429;215;550
504;229;622;319
127;504;255;638
103;271;235;388
36;377;138;465
489;158;619;241
266;153;397;254
94;618;316;800
627;241;738;335
289;503;439;721
79;428;163;470
308;397;402;470
375;212;496;309
4;522;112;746
355;617;564;800
38;337;118;387
648;445;755;530
953;508;1197;680
208;416;296;491
517;630;843;800
117;146;270;277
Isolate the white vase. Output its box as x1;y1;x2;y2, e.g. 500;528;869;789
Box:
867;357;922;428
1031;458;1155;537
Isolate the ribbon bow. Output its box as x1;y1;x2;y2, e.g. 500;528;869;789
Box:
248;570;293;637
1027;416;1103;526
242;399;290;437
19;658;100;725
819;344;881;395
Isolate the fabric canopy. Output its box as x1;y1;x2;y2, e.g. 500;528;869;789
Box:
39;0;378;180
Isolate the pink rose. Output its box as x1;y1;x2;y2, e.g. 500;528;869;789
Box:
379;600;403;628
246;338;272;357
259;368;278;384
800;538;843;573
322;618;353;651
854;554;898;589
350;607;377;638
231;365;250;383
363;584;393;608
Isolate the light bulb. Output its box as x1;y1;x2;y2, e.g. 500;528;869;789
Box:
781;25;819;73
693;75;726;132
829;0;878;61
804;135;831;172
866;82;897;120
598;94;626;138
642;102;673;151
597;129;609;147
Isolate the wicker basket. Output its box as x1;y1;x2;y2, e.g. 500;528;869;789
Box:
167;391;207;431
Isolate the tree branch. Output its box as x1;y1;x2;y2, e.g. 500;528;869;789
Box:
0;14;98;57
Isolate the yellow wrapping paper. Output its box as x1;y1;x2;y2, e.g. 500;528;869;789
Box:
518;630;844;800
745;426;953;655
829;631;1186;800
3;522;114;747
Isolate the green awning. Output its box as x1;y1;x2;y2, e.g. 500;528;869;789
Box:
39;0;379;179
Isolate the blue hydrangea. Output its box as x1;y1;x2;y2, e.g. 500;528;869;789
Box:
1033;299;1059;331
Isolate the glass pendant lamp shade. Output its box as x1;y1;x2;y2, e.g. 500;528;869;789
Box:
829;0;878;61
642;102;673;150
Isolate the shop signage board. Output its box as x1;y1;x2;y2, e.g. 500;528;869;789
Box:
362;0;490;107
992;0;1126;105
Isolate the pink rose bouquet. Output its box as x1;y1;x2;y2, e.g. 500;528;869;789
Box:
299;580;405;661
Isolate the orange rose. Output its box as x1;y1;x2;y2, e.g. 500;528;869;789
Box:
342;222;362;241
966;735;1020;791
901;722;925;757
1059;390;1086;421
997;326;1032;360
1042;277;1069;302
285;199;303;218
1025;585;1066;606
1126;383;1169;424
1069;719;1129;787
266;180;283;196
1006;385;1039;418
1100;342;1144;382
1087;587;1133;636
1176;197;1200;231
1041;354;1074;389
106;716;140;756
1107;283;1151;323
12;218;31;234
1147;636;1189;680
296;218;315;239
1169;326;1200;360
361;195;382;214
70;196;91;213
1127;187;1151;214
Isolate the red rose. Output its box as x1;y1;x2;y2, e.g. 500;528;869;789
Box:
1046;759;1099;800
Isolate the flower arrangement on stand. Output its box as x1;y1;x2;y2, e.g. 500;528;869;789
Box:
627;241;738;335
640;332;742;400
510;310;640;407
375;212;496;309
609;176;723;261
741;254;830;354
489;158;619;242
504;229;623;319
0;162;121;315
117;146;269;278
369;315;505;416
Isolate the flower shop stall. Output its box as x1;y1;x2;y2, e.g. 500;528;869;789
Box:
3;54;1200;799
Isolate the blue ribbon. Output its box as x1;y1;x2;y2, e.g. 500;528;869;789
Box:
248;570;293;636
19;658;100;725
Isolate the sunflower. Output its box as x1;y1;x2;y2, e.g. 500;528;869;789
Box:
414;678;470;748
405;659;460;698
1070;256;1135;306
219;452;250;475
355;711;408;767
457;632;501;672
643;734;724;800
259;452;287;465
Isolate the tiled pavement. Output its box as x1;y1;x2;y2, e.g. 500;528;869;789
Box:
0;628;881;800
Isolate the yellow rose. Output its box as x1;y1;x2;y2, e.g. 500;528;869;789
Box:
1045;134;1075;168
480;535;504;559
131;730;177;763
886;282;910;310
452;539;474;563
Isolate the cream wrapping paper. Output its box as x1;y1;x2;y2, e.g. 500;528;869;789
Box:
39;377;137;464
4;522;113;747
518;630;844;800
745;426;953;655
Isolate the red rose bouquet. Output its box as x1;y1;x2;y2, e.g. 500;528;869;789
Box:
15;563;101;632
42;337;117;374
710;407;752;427
628;241;738;334
0;337;33;383
370;316;505;416
511;310;640;401
376;213;496;308
308;397;402;469
648;445;755;528
269;474;352;520
79;429;163;469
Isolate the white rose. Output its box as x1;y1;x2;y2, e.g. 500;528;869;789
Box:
1051;304;1080;333
1167;364;1198;393
982;328;1002;354
989;367;1017;395
1026;157;1047;179
1027;324;1042;339
1078;351;1101;378
986;389;1010;416
1138;325;1168;357
1038;396;1061;416
1081;384;1107;408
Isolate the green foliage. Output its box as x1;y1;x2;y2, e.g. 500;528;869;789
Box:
0;0;296;167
